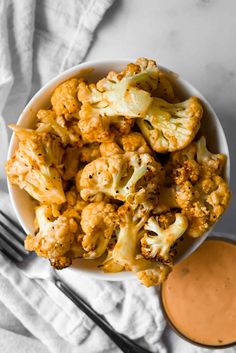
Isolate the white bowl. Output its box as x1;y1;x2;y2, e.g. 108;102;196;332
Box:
7;59;230;281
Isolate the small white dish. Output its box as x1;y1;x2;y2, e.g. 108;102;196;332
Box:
7;59;230;281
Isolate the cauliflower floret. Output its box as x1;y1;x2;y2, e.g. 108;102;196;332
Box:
6;126;65;204
196;136;226;176
51;78;80;116
78;108;133;143
100;250;124;273
49;257;72;269
80;202;118;259
171;159;201;185
25;204;78;261
80;143;101;163
175;176;231;237
120;132;152;153
154;187;178;214
141;213;188;262
62;146;80;180
112;204;148;268
78;58;159;118
166;136;226;181
157;211;177;229
36;109;82;146
136;263;171;287
99;141;123;157
49;234;86;269
77;152;162;206
153;72;177;103
99;235;125;272
111;204;172;287
137;96;203;152
63;185;88;210
99;132;151;157
167;142;197;167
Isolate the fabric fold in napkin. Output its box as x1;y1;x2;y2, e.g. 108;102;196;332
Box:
0;0;167;352
0;192;167;353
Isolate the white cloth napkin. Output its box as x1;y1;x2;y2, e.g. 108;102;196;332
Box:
0;1;167;352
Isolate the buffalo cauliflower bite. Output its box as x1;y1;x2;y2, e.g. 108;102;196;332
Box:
51;78;80;116
36;109;82;146
141;213;188;262
99;132;151;157
196;136;226;177
77;152;162;205
167;137;226;181
80;202;118;259
175;176;230;237
78;107;133;143
136;263;171;287
6;126;65;204
25;204;78;262
80;143;101;163
137;96;203;152
120;132;152;153
112;204;172;286
78;58;159;118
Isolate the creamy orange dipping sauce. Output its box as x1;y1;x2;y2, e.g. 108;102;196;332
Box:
162;239;236;346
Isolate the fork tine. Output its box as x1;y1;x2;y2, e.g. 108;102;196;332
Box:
0;236;24;262
0;223;29;256
0;220;25;244
0;210;25;234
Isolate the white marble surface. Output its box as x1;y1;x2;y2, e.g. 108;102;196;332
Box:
86;0;236;351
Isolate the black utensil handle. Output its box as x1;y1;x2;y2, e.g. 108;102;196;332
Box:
54;278;151;353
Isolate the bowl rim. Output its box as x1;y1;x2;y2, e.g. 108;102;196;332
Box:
160;234;236;349
7;58;230;281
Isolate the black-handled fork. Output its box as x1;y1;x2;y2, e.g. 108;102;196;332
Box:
0;210;152;353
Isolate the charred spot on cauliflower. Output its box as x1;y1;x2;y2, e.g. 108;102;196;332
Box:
175;176;230;237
